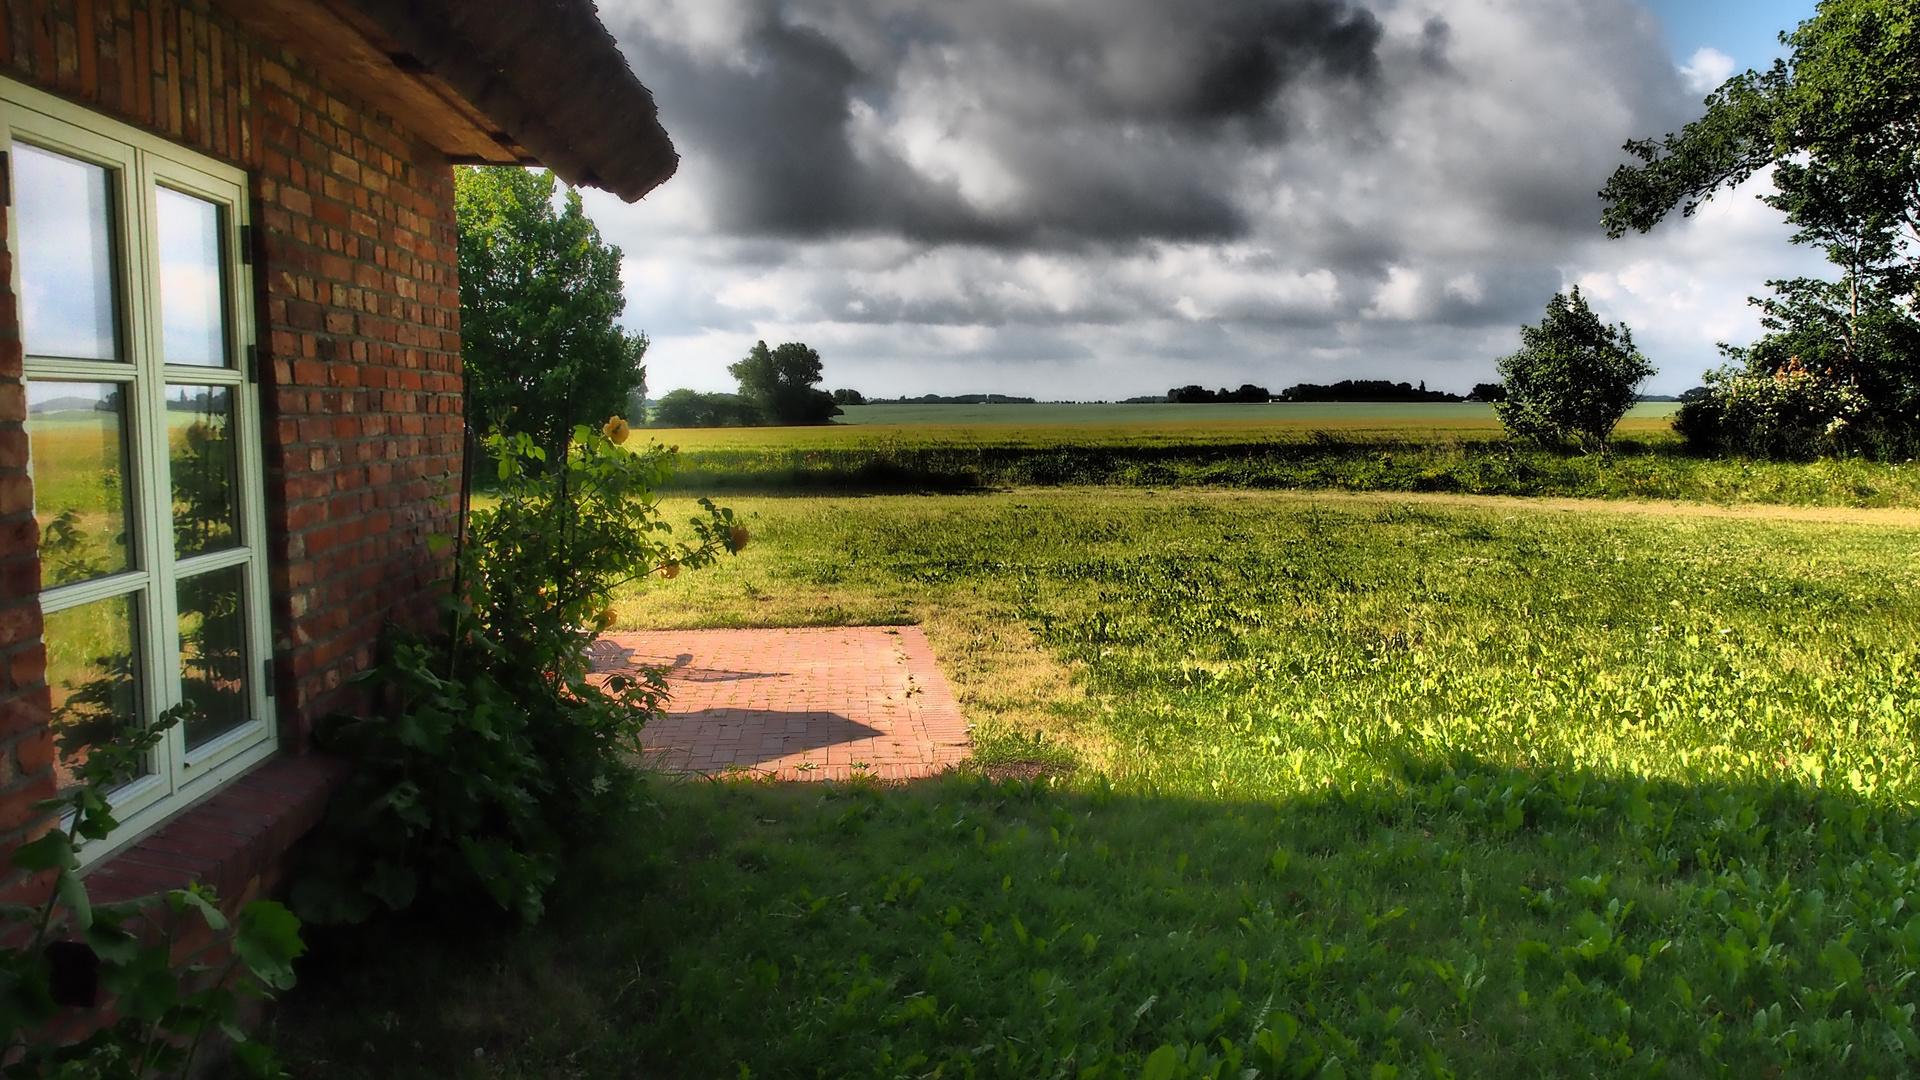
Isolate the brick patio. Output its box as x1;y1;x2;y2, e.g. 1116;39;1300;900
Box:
592;627;971;781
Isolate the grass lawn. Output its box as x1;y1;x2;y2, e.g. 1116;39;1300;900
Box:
269;488;1920;1078
639;414;1920;508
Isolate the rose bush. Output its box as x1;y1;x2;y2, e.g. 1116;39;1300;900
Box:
1674;360;1870;460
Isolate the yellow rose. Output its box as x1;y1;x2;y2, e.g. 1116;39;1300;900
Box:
728;526;751;551
659;561;681;579
602;416;631;444
594;608;618;631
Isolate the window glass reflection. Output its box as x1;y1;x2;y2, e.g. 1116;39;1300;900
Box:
27;382;132;585
166;385;238;556
14;143;118;361
177;565;249;749
44;594;145;792
155;187;226;367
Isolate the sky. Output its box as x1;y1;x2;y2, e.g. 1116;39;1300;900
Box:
585;0;1824;400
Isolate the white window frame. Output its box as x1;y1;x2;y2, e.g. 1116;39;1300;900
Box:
3;77;277;865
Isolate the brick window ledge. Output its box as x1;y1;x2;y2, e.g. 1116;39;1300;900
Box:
81;756;351;906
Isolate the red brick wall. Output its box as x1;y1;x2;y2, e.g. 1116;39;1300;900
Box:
249;50;464;735
0;150;55;863
0;0;463;833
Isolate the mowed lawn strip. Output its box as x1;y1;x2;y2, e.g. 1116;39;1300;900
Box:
271;490;1920;1078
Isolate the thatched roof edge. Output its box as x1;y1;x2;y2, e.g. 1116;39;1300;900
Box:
346;0;678;202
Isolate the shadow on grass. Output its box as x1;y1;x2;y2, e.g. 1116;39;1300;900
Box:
649;438;1916;506
267;756;1920;1080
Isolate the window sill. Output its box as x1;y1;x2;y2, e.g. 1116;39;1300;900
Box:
80;755;349;905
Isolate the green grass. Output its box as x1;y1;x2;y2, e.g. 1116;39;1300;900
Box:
278;771;1920;1080
270;490;1920;1078
635;417;1920;508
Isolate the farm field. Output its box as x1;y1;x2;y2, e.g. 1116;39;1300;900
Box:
638;409;1920;508
275;487;1920;1079
651;402;1679;449
827;400;1681;427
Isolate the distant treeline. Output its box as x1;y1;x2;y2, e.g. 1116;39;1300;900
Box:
1157;380;1503;404
1280;380;1474;403
1168;384;1273;403
847;392;1039;405
829;382;1516;406
803;382;1680;411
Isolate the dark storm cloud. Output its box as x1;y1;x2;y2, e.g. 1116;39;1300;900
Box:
607;0;1384;244
598;0;1805;402
1416;17;1454;73
1144;2;1383;122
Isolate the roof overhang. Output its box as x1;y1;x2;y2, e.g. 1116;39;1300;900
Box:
210;0;677;202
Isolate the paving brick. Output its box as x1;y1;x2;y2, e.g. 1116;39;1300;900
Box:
599;627;971;782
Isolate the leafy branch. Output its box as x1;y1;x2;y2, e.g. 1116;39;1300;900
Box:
0;707;305;1079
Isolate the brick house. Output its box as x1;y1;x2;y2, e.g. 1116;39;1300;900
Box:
0;0;674;905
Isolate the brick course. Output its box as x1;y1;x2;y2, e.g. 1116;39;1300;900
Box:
0;0;462;849
0;123;51;860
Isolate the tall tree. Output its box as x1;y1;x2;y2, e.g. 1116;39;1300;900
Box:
728;341;841;425
1598;0;1919;444
455;167;648;457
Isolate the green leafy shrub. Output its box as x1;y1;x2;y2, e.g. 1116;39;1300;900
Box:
1494;288;1655;454
649;387;761;428
1674;360;1870;459
293;424;745;924
1;708;305;1079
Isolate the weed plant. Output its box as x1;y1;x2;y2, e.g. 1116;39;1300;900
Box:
272;491;1920;1078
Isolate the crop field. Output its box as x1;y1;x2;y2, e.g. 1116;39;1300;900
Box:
652;402;1678;449
25;412;130;584
825;401;1680;427
276;488;1920;1079
637;411;1920;508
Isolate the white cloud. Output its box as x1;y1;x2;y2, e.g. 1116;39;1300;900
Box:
1679;46;1736;94
1367;267;1427;322
1566;166;1828;391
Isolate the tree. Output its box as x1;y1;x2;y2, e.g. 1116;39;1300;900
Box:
729;341;841;425
1493;288;1654;453
650;389;759;428
1599;0;1920;451
455;167;649;457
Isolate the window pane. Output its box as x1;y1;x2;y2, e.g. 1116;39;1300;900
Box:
155;187;227;367
26;382;132;585
45;593;145;792
13;143;118;361
166;385;238;556
177;564;249;749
